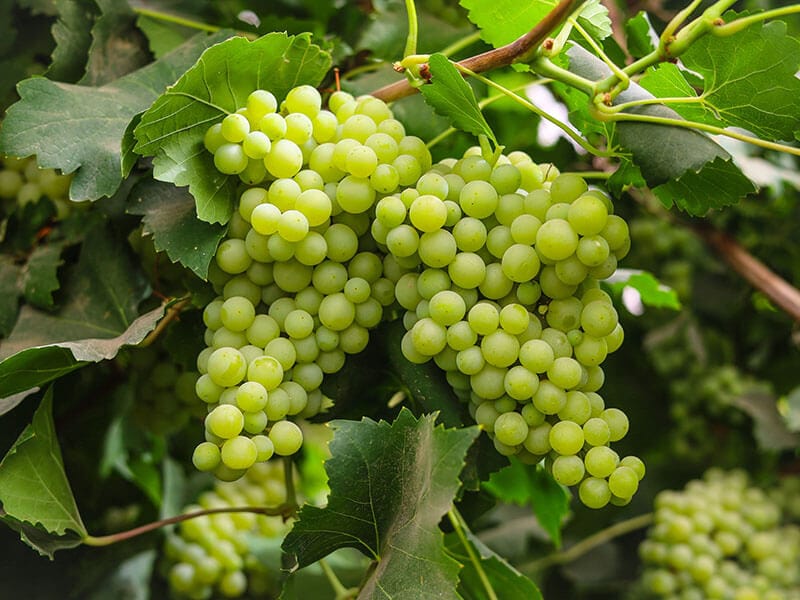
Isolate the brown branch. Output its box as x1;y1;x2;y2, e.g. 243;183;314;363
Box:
83;504;295;547
696;226;800;323
371;0;582;102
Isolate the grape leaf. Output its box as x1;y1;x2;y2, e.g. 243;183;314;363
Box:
0;387;87;557
652;155;756;216
733;390;800;451
127;179;226;279
48;0;96;82
282;409;479;598
420;53;497;144
576;0;611;41
637;63;719;127
136;14;196;59
0;347;85;401
0;30;231;202
0;256;21;336
565;45;756;212
80;0;150;87
134;33;331;224
483;459;569;547
383;320;464;428
678;17;800;142
84;550;156;600
445;528;543;600
460;0;556;47
624;11;655;58
22;243;64;310
606;270;681;310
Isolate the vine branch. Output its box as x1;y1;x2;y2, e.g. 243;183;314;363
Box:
695;226;800;323
371;0;582;102
522;513;654;572
82;504;294;547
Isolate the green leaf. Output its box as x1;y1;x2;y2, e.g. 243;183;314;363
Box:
483;459;569;547
0;225;152;360
606;270;681;310
679;17;800;142
420;53;497;144
564;45;756;212
22;243;64;310
638;63;719;127
128;179;226;279
576;0;611;41
0;387;87;557
0;347;85;401
134;32;332;224
0;255;21;336
48;0;96;82
136;14;197;59
460;0;556;47
283;409;480;598
84;550;156;600
0;30;231;201
80;0;150;87
446;528;543;600
624;11;655;58
383;320;464;428
652;155;756;216
733;390;800;451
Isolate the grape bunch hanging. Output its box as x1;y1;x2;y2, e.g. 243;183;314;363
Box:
191;83;643;508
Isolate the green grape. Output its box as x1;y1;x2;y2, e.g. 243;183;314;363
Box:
269;421;303;455
535;219;579;262
552;455;585;486
549;420;584;455
206;405;245;439
214;143;249;175
221;436;258;470
493;411;528;446
579;477;612;509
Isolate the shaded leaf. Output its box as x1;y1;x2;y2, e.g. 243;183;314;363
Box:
80;0;150;87
606;270;681;310
733;390;800;451
22;243;64;310
85;550;156;600
283;409;479;598
0;255;21;336
624;11;655;58
483;459;569;547
0;389;38;416
0;387;87;557
127;178;226;279
460;0;556;47
134;33;331;224
420;53;497;144
652;155;756;216
446;528;543;600
0;225;152;360
0;346;85;401
136;14;196;59
48;0;96;82
0;30;231;201
383;320;464;428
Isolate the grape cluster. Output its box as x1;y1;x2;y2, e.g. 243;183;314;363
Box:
377;147;642;507
0;153;73;218
193;86;430;480
640;469;800;599
164;460;293;599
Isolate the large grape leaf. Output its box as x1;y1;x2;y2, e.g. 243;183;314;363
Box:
134;33;331;224
283;409;480;599
127;179;227;279
48;0;96;82
420;53;497;144
0;226;165;400
0;387;87;557
0;30;231;202
460;0;557;47
565;45;755;213
445;528;543;600
678;17;800;142
483;459;569;548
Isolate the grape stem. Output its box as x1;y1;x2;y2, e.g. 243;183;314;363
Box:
448;507;498;600
319;558;357;600
522;512;654;572
131;7;221;32
138;297;190;348
403;0;419;59
82;504;295;547
372;0;582;102
283;455;299;510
